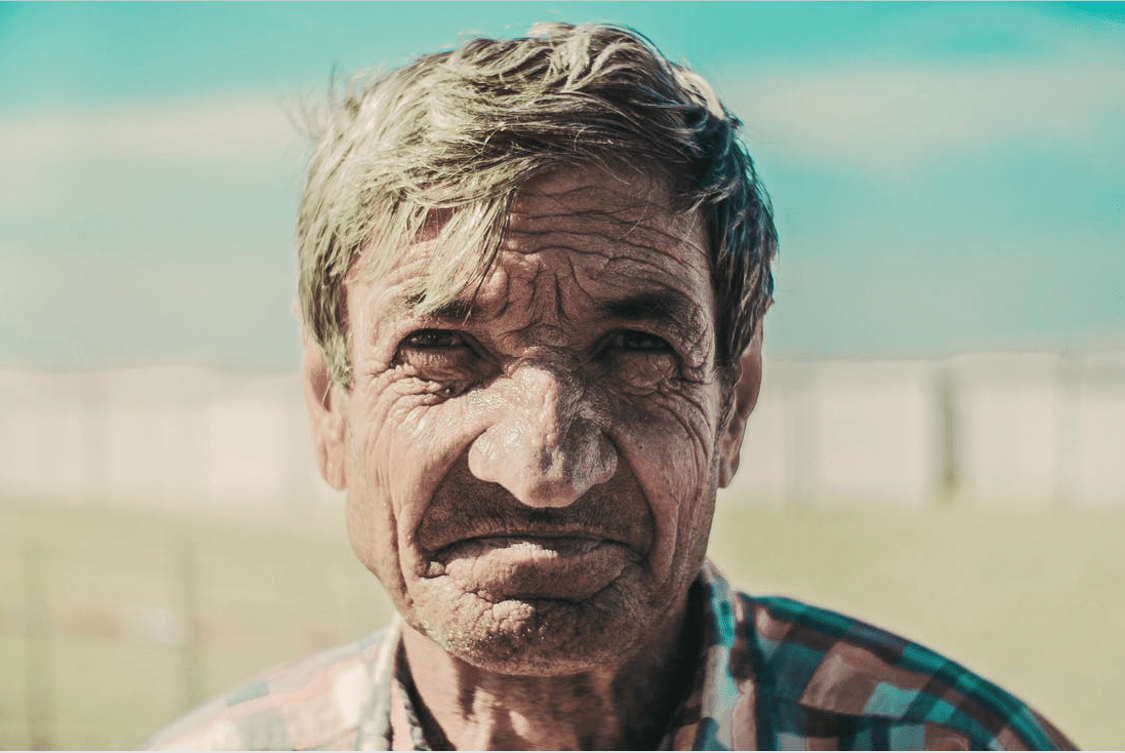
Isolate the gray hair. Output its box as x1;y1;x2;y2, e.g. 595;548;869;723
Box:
296;22;777;387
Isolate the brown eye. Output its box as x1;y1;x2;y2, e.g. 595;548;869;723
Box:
396;329;494;398
604;330;673;353
401;330;469;350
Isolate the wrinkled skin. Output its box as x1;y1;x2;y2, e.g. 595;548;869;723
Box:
304;167;761;748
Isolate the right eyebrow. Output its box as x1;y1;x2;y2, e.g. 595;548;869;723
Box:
395;293;482;324
428;298;480;323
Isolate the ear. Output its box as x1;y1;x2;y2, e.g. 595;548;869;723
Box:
718;328;763;488
301;329;347;490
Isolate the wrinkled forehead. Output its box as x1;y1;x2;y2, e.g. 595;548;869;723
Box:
488;167;707;280
508;167;694;236
491;168;709;302
353;166;709;318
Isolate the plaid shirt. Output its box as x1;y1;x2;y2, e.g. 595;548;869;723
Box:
147;561;1075;750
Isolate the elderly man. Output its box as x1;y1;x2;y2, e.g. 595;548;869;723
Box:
149;23;1074;751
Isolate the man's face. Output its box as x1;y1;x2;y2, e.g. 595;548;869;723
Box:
317;167;746;675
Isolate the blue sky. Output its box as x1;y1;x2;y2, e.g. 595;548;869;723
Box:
1;2;1123;370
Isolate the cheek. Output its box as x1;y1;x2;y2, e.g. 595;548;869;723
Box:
606;382;723;582
345;491;400;591
615;383;719;487
343;381;486;586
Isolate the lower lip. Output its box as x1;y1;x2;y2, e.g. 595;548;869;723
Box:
431;536;637;602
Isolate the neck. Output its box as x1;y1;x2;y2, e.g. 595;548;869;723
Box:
397;597;700;750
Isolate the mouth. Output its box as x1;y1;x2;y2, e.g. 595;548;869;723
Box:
425;534;642;602
431;531;632;559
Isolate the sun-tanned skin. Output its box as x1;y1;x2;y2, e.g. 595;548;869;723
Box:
303;167;761;750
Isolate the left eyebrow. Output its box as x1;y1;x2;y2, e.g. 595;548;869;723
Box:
596;289;700;338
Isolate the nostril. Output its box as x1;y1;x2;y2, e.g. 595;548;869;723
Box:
467;420;617;509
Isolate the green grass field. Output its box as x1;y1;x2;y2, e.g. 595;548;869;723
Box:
1;498;1121;749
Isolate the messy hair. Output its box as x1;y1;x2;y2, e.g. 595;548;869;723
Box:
296;21;777;387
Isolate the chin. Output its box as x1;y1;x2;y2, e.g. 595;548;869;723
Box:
413;579;659;677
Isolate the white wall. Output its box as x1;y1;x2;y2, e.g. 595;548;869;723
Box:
0;367;337;513
727;351;1125;508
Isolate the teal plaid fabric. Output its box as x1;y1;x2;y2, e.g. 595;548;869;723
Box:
147;562;1074;750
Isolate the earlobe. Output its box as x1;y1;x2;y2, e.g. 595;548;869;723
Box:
718;329;763;488
301;330;347;490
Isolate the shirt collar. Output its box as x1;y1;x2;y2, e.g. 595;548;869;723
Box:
364;562;746;751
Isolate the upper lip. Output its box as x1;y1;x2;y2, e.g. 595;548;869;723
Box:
416;455;653;559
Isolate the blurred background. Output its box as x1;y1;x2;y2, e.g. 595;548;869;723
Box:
1;2;1123;748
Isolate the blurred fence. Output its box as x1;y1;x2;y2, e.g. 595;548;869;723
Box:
1;350;1124;513
732;350;1125;509
0;504;392;749
0;366;333;514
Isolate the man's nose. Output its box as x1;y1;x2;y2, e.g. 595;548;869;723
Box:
467;364;617;508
